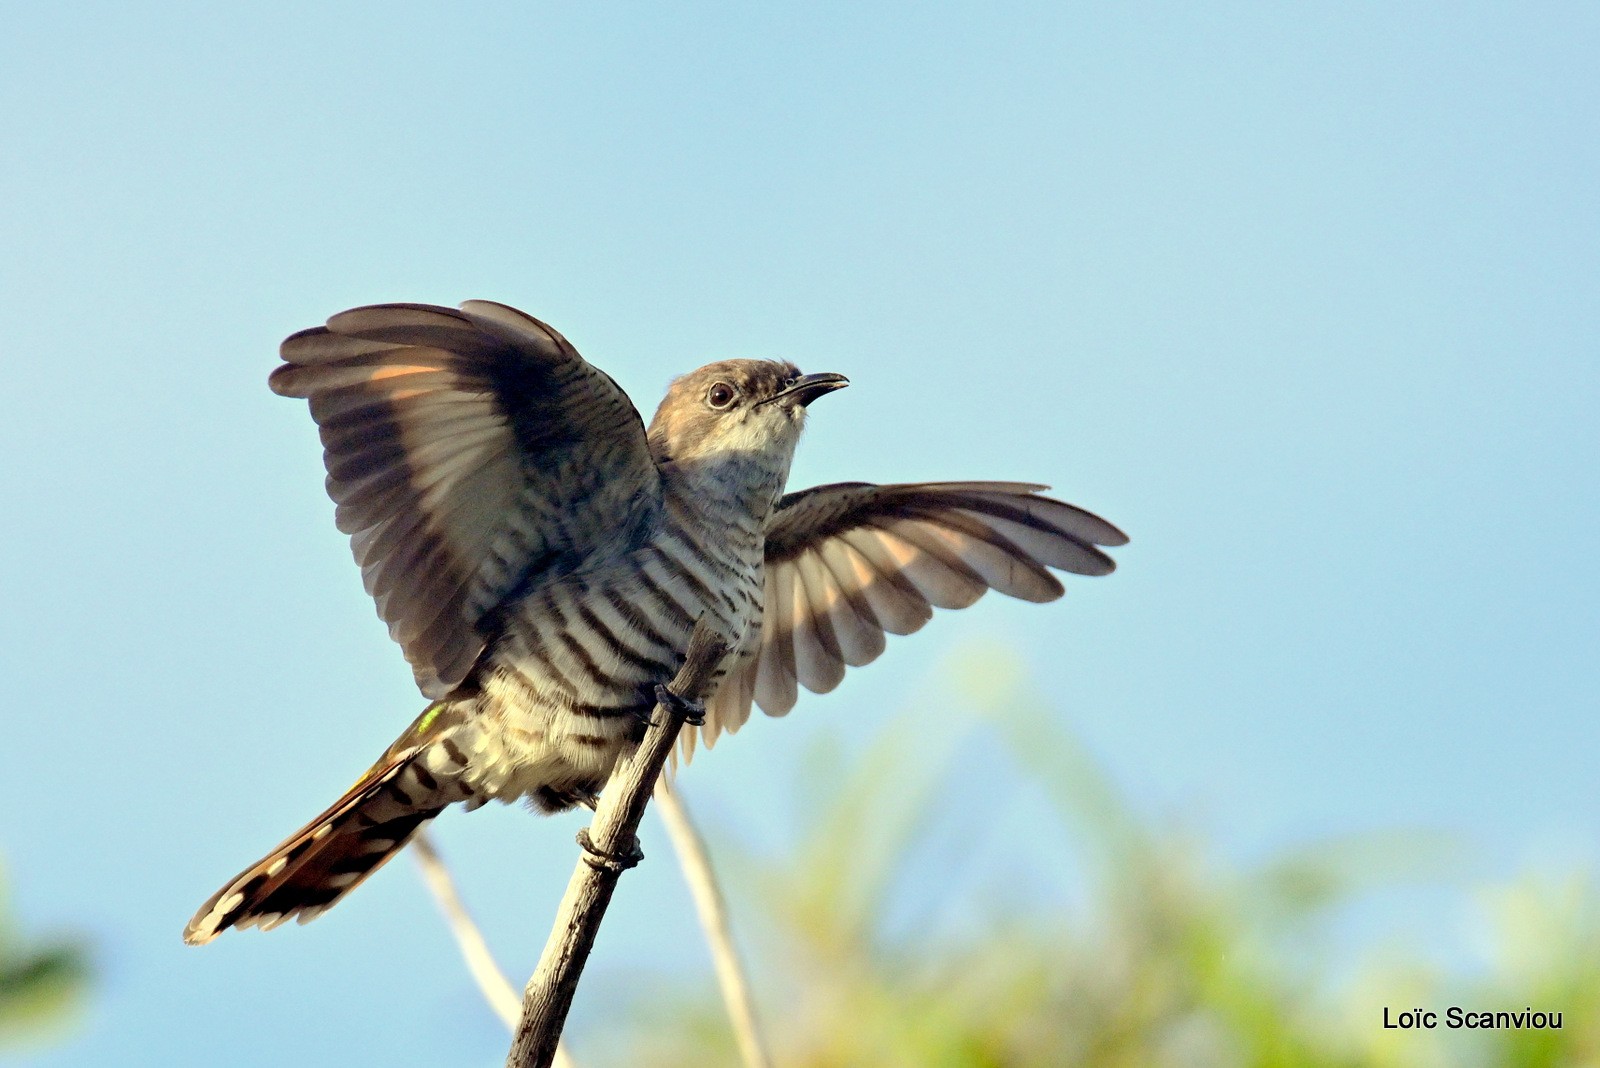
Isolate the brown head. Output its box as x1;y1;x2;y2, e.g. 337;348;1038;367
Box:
647;359;848;465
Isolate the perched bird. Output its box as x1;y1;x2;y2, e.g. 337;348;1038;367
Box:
184;300;1127;945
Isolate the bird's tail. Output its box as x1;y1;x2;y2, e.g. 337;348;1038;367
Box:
184;705;472;945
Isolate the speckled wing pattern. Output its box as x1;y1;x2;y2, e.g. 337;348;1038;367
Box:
693;481;1128;750
269;301;662;699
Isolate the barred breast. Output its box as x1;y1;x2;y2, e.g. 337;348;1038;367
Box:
465;481;769;810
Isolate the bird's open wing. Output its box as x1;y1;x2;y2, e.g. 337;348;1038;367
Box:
270;301;661;698
691;481;1126;751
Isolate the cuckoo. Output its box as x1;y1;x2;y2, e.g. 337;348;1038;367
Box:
184;300;1127;945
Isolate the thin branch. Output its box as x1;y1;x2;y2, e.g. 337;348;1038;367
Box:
413;832;580;1068
413;831;521;1028
505;621;729;1068
655;779;774;1068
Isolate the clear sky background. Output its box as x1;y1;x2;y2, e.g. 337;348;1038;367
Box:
3;3;1596;1065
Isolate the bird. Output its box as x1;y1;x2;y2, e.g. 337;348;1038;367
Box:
183;299;1127;945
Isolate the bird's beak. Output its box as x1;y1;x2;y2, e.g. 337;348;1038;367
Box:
769;371;850;407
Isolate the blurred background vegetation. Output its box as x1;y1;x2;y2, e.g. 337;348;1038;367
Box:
589;652;1600;1068
0;861;90;1056
10;653;1597;1067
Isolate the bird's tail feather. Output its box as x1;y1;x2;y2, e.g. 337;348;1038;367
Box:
184;744;463;945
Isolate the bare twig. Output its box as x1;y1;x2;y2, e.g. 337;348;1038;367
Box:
413;832;580;1068
505;621;729;1068
412;831;522;1028
655;779;774;1068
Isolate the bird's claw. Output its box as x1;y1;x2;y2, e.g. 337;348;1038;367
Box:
654;683;706;727
576;828;643;873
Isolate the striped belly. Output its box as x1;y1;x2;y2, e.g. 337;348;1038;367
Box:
468;524;763;808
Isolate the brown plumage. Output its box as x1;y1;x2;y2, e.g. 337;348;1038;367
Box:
184;300;1126;945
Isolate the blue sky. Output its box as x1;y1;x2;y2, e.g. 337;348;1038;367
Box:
3;3;1597;1064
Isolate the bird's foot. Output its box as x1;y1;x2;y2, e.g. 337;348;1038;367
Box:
576;828;643;873
654;683;706;727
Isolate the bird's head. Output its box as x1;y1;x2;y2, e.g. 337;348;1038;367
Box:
647;359;848;467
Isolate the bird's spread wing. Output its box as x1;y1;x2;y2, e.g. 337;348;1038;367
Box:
270;301;661;698
691;481;1127;751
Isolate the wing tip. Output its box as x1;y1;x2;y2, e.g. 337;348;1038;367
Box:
458;300;571;356
267;361;305;397
1081;511;1130;548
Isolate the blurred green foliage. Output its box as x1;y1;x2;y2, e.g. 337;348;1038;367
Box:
0;860;90;1051
605;650;1600;1067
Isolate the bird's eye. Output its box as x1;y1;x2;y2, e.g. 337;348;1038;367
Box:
707;382;737;409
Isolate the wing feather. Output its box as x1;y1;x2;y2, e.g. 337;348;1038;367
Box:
272;301;661;697
838;531;936;634
867;522;989;609
695;481;1124;748
753;564;799;715
812;543;886;667
792;552;847;694
894;510;1063;602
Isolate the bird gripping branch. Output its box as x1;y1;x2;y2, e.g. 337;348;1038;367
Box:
185;300;1127;945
